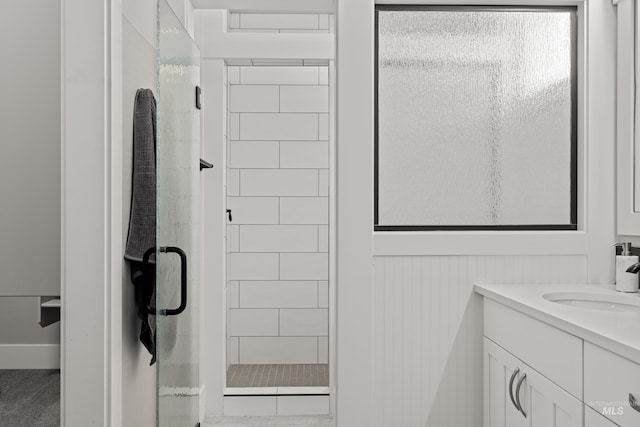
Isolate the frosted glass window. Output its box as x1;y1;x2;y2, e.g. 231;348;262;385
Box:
375;7;577;230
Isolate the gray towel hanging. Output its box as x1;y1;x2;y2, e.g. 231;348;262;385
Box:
125;89;156;262
124;88;157;365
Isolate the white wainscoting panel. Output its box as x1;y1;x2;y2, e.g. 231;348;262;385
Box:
372;255;587;427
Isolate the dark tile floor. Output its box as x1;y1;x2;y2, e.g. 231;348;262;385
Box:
0;370;60;427
227;364;329;388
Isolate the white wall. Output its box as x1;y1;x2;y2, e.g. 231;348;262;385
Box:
121;1;157;426
0;0;61;299
62;0;113;422
0;0;61;366
336;1;616;426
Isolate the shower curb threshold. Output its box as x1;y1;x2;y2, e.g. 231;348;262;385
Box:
205;415;334;427
224;386;330;396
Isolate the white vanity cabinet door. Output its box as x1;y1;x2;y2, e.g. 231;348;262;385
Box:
484;337;527;427
518;363;583;427
585;406;619;427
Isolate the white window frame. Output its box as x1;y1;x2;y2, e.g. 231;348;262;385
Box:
373;5;580;234
616;0;640;236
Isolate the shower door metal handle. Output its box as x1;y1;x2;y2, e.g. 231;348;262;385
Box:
158;246;188;316
142;246;188;316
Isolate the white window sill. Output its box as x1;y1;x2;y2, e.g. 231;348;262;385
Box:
373;230;587;256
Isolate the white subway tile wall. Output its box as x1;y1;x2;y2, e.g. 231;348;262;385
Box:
318;336;329;364
239;281;319;308
227;225;239;252
227;169;240;196
227;13;332;33
318;281;329;309
227;253;279;281
227;65;240;84
239;66;319;85
239;337;319;364
240;113;319;141
280;141;329;168
318;169;329;197
280;197;329;224
228;112;240;139
280;253;328;281
227;309;279;336
279;309;329;336
318;225;329;252
229;140;280;168
227;281;240;309
239;225;319;253
226;59;330;365
240;169;319;196
280;86;329;113
229;86;279;113
318;114;329;140
227;336;239;365
227;197;279;224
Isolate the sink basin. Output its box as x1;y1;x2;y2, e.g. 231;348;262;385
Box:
543;292;640;313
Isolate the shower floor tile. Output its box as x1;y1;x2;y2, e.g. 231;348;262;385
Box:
227;364;328;388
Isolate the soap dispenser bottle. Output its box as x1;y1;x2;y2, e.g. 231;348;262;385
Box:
615;242;639;292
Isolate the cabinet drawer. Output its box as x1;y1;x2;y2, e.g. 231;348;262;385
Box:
585;342;640;426
484;299;582;399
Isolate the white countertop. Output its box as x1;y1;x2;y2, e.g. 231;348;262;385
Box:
474;283;640;363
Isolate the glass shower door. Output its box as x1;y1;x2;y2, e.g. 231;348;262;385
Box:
156;0;201;426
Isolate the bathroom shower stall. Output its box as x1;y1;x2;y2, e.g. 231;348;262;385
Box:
225;60;331;389
153;3;335;423
219;12;335;403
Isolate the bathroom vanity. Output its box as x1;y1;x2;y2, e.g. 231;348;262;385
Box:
476;283;640;427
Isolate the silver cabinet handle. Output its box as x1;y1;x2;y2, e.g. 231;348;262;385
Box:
508;368;520;411
629;393;640;413
515;373;527;418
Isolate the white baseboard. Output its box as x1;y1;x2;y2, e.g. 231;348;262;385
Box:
0;344;60;369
